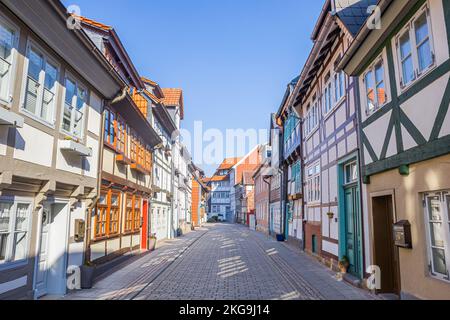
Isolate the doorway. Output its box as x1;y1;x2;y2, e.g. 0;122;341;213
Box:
343;185;362;277
141;200;148;250
34;202;70;299
372;195;400;295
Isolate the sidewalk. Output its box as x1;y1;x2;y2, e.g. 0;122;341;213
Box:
62;226;211;300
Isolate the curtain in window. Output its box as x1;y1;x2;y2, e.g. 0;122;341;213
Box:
399;32;414;84
12;204;29;261
0;203;12;262
427;196;447;275
415;14;432;72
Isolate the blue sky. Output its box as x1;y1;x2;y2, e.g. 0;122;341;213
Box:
63;0;323;175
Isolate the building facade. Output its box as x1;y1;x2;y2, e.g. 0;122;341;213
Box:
207;158;240;222
80;17;161;264
0;0;125;299
340;0;450;299
285;0;374;279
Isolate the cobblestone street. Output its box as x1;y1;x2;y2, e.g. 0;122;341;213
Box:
63;224;377;300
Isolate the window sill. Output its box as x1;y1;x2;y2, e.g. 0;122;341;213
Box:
323;96;346;121
365;101;390;119
60;129;83;144
305;126;319;140
60;139;92;157
399;63;437;94
0;107;24;127
19;108;54;129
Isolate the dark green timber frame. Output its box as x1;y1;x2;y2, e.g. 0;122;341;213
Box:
356;0;450;180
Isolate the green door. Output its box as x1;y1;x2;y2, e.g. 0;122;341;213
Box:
344;186;361;276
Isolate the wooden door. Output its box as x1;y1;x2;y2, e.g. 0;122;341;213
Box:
372;195;400;294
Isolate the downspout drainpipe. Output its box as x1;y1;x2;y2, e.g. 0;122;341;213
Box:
263;174;271;236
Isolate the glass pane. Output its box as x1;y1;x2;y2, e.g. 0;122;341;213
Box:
15;204;29;232
76;87;85;110
365;71;375;111
400;33;412;59
428;197;442;221
432;248;447;276
12;231;27;261
28;49;43;81
429;222;445;247
0;202;12;232
44;63;57;91
24;77;39;114
65;78;76;105
417;40;432;72
415;13;429;44
41;88;54;122
111;195;119;207
98;194;107;205
72;108;83;137
62;103;71;132
0;233;8;261
0;23;14;61
402;56;415;84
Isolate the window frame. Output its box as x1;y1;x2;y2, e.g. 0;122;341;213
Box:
423;191;450;282
306;162;321;204
395;3;435;90
0;196;33;269
94;190;121;240
0;14;20;107
61;73;88;140
363;56;388;116
19;39;60;126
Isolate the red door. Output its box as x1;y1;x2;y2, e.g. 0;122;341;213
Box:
141;200;148;250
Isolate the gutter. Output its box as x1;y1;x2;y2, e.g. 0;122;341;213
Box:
337;0;392;73
49;0;126;94
291;12;335;109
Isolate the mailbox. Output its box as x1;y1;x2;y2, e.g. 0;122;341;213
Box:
393;220;412;249
74;219;86;242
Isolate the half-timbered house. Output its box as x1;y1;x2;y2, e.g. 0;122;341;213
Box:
339;0;450;299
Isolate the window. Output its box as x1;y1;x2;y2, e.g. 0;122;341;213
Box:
125;194;141;233
125;194;133;233
324;78;332;114
117;118;127;154
145;147;152;172
22;44;58;124
94;191;121;239
104;108;115;147
344;161;358;184
396;5;435;88
0;18;18;104
130;131;138;162
133;196;141;231
334;71;345;103
62;77;87;138
306;163;320;203
305;99;320;136
364;59;387;114
0;200;31;265
424;192;450;281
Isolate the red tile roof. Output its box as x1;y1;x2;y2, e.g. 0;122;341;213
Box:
218;157;241;170
162;88;184;119
210;175;228;182
77;16;112;31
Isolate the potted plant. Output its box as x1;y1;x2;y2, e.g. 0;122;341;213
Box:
338;256;350;274
80;261;97;289
149;233;157;251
